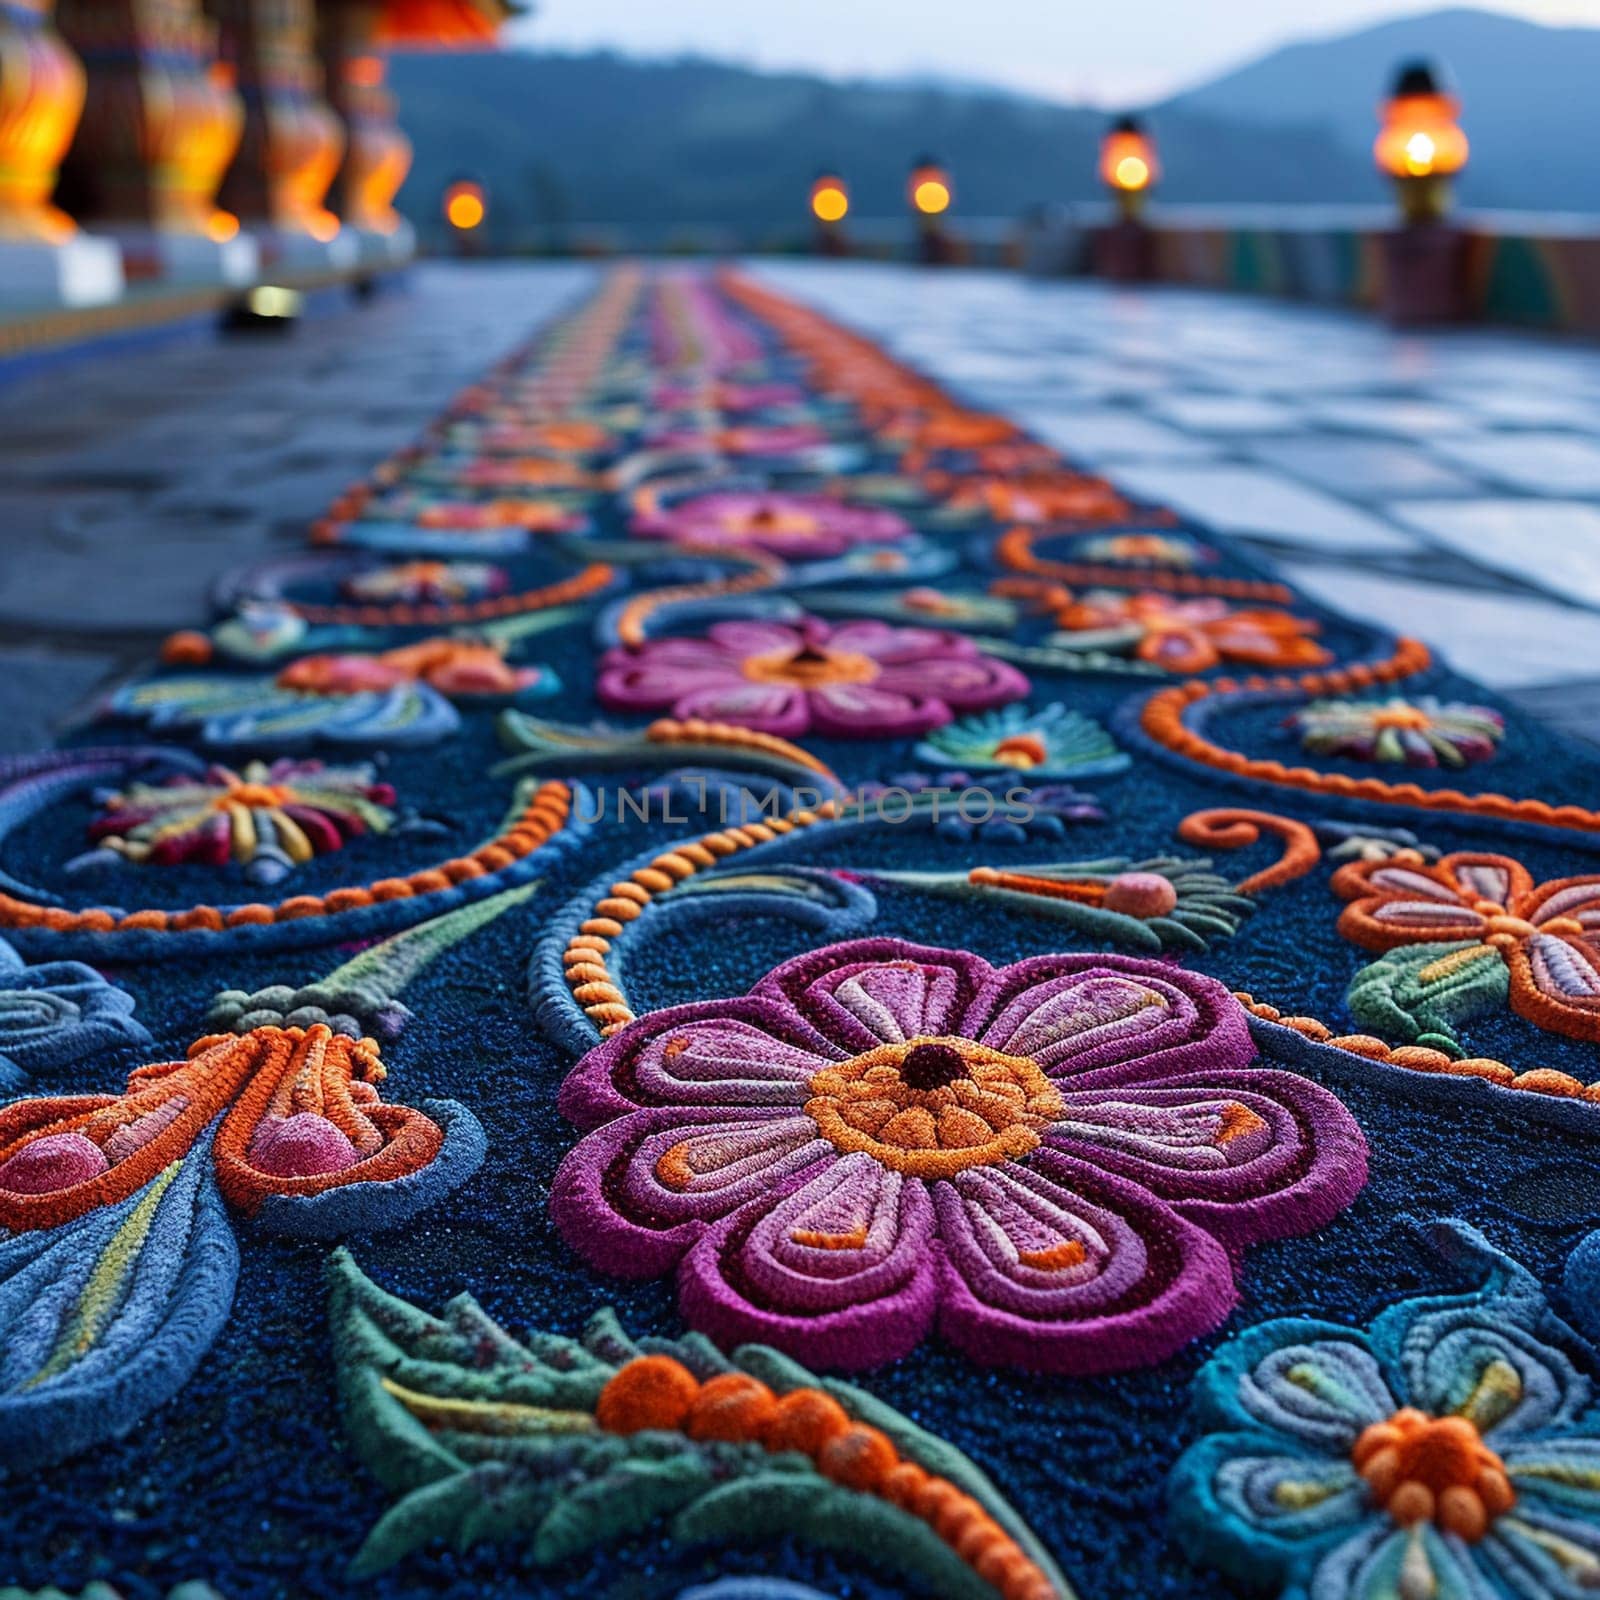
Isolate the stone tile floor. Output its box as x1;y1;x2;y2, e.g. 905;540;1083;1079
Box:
0;262;592;751
755;261;1600;750
3;258;1598;755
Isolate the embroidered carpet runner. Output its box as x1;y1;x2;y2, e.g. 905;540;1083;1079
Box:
3;265;1600;1600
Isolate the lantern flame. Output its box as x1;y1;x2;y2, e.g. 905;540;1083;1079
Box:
1100;125;1159;193
1375;91;1467;179
444;181;487;230
811;180;849;223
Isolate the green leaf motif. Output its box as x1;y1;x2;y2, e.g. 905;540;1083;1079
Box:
326;1249;1073;1599
1346;940;1509;1052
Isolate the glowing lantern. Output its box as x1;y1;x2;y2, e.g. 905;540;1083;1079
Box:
810;173;849;224
908;156;952;219
443;178;487;233
1375;61;1468;224
1100;115;1159;218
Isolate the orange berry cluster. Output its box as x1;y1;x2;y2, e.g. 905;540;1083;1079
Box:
1351;1409;1514;1543
595;1355;1057;1600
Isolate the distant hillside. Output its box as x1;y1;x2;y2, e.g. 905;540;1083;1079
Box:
1164;6;1600;212
387;50;1372;247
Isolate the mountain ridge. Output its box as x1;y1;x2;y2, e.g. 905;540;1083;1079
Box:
389;8;1600;243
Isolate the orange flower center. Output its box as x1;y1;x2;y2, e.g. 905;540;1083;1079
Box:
805;1036;1063;1179
993;733;1048;769
1471;900;1539;946
738;505;818;535
219;782;294;809
741;642;880;688
1371;705;1433;731
1351;1408;1515;1543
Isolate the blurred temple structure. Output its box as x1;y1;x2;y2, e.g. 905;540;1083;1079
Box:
0;0;514;344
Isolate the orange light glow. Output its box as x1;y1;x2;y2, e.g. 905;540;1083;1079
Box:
811;181;849;223
910;176;951;215
1100;127;1160;192
206;209;241;243
1375;92;1468;178
1115;155;1149;190
307;208;342;243
445;182;487;230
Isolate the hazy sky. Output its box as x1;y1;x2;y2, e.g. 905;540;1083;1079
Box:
509;1;1597;103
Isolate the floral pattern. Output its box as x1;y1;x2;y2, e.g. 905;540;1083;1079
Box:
553;938;1367;1372
276;636;547;697
1291;695;1504;769
1170;1222;1600;1600
631;491;910;558
340;560;508;604
596;617;1029;738
0;935;148;1083
74;757;399;886
1050;590;1331;673
1075;532;1213;567
915;701;1130;780
1333;850;1600;1045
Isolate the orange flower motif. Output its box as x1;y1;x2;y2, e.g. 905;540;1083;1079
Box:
276;636;545;697
942;475;1135;525
1333;850;1600;1043
1053;590;1330;673
0;1025;449;1231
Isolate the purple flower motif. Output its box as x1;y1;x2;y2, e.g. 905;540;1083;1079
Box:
631;492;911;560
595;617;1030;739
553;938;1368;1373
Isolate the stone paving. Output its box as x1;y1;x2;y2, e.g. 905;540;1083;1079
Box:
0;263;591;752
5;257;1599;754
756;261;1600;750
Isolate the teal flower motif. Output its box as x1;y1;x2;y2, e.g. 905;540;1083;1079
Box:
914;702;1130;781
1169;1221;1600;1600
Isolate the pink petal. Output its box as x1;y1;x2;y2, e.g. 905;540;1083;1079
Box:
673;681;812;734
969;955;1253;1086
751;938;992;1054
807;681;951;738
677;1151;940;1370
933;1156;1237;1373
1040;1068;1368;1247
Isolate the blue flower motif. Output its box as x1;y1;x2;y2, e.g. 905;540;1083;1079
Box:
1169;1221;1600;1600
0;935;150;1086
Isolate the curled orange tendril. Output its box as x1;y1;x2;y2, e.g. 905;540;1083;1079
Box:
1176;809;1323;895
994;526;1294;603
594;1356;1059;1600
1141;639;1600;835
612;545;786;650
